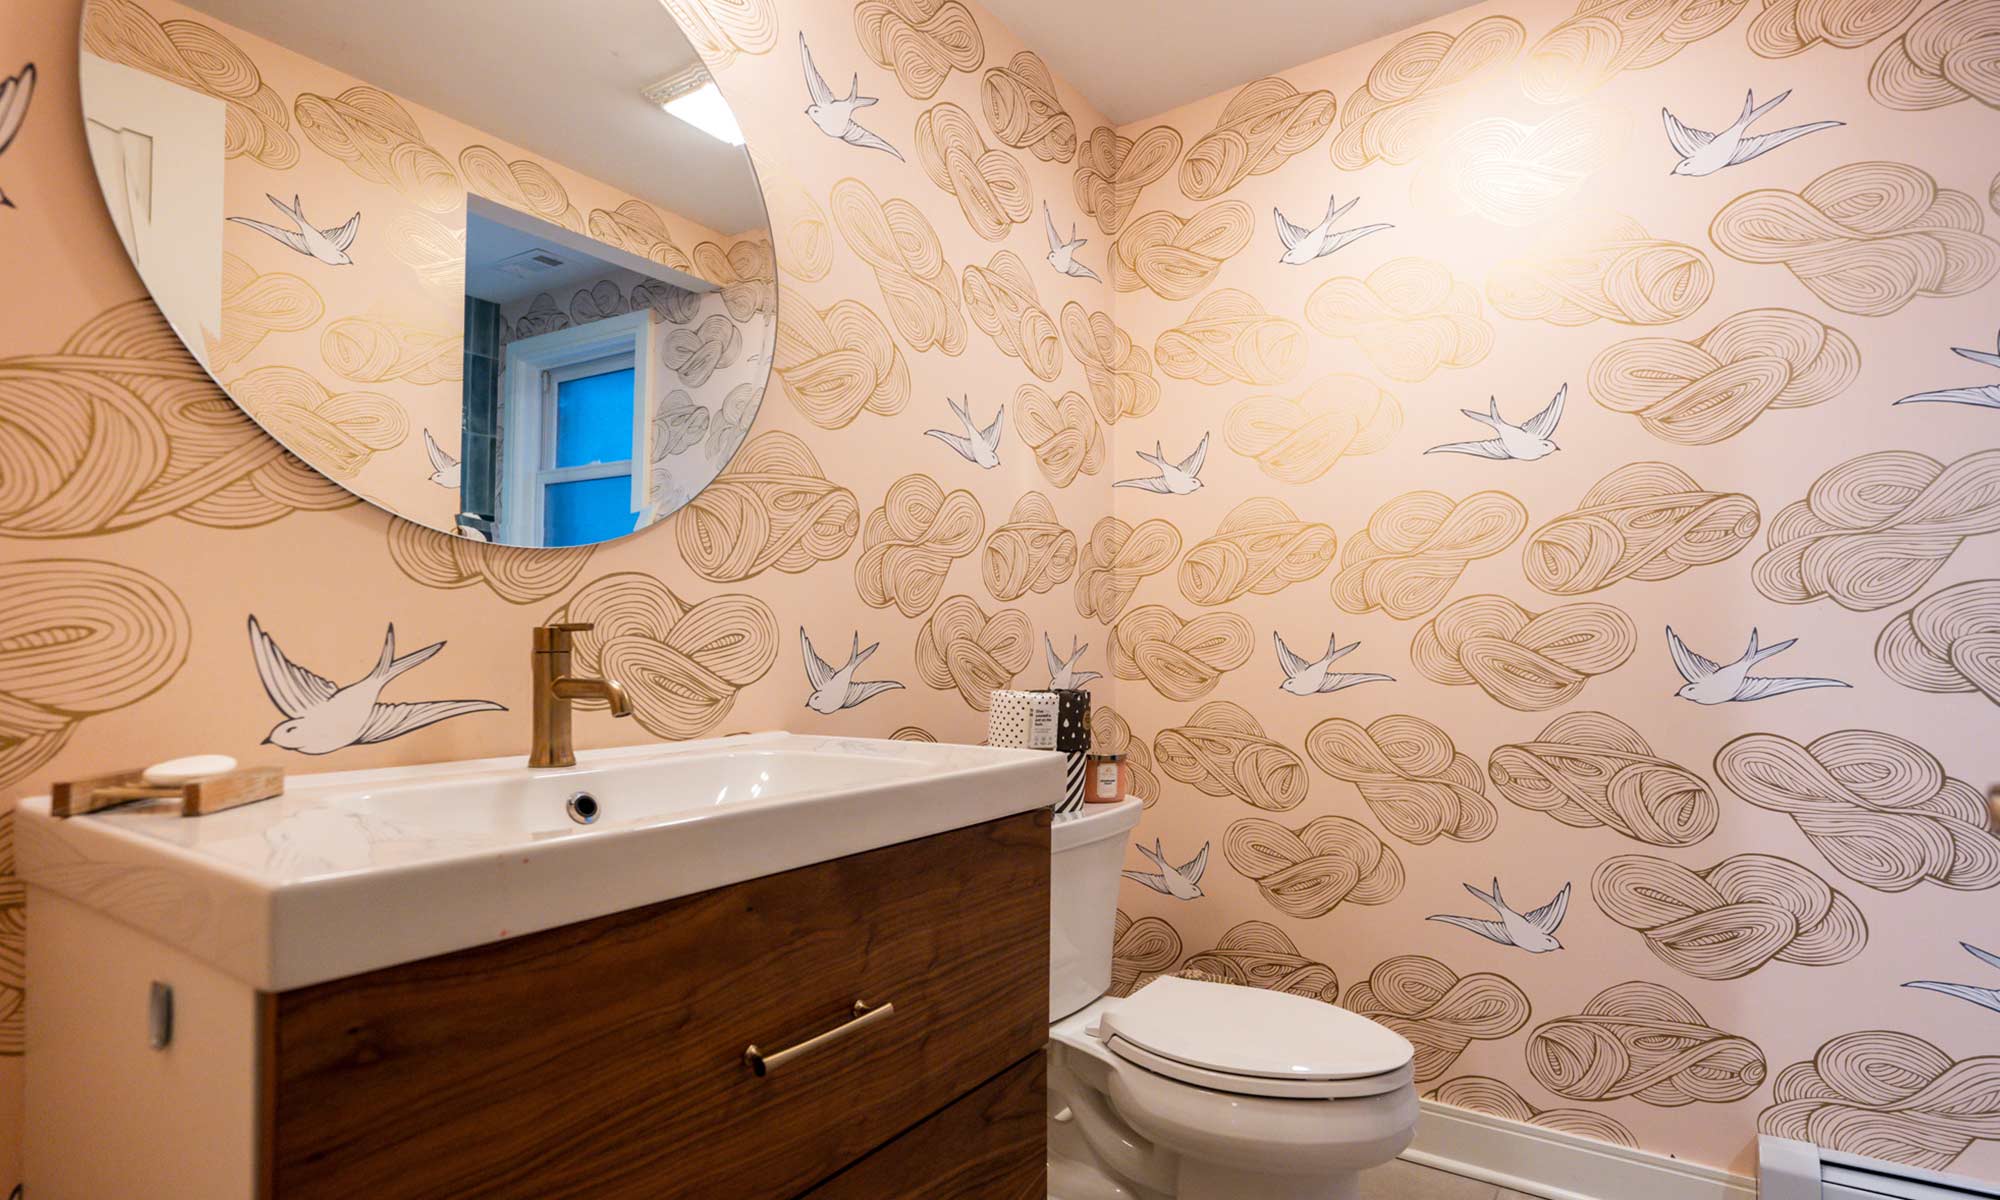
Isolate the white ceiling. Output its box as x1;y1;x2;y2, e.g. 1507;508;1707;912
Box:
980;0;1479;125
184;0;768;235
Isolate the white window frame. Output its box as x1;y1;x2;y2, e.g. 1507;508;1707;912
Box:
499;309;657;544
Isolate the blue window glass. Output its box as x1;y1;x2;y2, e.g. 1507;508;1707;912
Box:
544;474;637;546
553;368;635;467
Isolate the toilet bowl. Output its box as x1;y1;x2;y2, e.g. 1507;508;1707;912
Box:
1048;800;1419;1200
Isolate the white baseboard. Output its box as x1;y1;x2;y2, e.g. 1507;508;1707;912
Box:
1405;1099;1758;1200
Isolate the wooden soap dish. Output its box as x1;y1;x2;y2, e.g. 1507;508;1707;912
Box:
51;766;285;818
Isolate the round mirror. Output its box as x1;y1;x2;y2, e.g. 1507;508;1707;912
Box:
77;0;774;547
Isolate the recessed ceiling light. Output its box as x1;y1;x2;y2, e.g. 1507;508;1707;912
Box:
643;68;744;146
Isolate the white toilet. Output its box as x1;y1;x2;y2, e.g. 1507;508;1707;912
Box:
1049;799;1419;1200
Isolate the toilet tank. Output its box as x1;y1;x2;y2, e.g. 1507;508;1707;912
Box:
1050;798;1144;1021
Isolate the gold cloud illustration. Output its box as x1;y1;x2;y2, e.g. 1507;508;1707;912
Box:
1760;1030;2000;1172
1525;462;1759;595
1110;202;1256;301
772;286;911;429
1074;125;1182;236
1015;384;1105;487
1747;0;1921;55
213;253;323;372
1716;729;2000;892
1594;853;1868;980
1062;302;1158;424
294;85;459;213
983;491;1076;601
913;593;1033;710
226;366;407;482
981;51;1075;162
320;318;460;386
1307;714;1498;844
855;474;985;617
1411;594;1637;711
459;145;584;233
1427;1078;1637;1148
387;212;465;292
1178;497;1336;606
82;0;298;167
1589;308;1860;444
1869;0;2000;109
1223;815;1405;918
1305;258;1492;381
1156;289;1304;386
750;155;835;283
916;101;1035;242
1523;0;1751;104
1488;711;1718;847
693;239;777;323
830;178;968;355
1076;517;1181;623
1711;162;1999;315
854;0;986;100
1110;605;1255;701
1346;956;1530;1083
1752;449;2000;611
1490;213;1714;326
1333;489;1528;618
1180;76;1337;200
676;431;859;582
1155;700;1309;812
1410;106;1622;226
587;200;692;272
662;0;777;67
1110;910;1182;996
386;519;592;604
551;574;778;741
963;251;1063;380
1333;16;1526;168
1184;921;1339;1002
1876;579;2000;705
1528;980;1766;1105
1226;374;1401;484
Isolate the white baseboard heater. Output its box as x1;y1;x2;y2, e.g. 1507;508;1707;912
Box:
1761;1137;2000;1199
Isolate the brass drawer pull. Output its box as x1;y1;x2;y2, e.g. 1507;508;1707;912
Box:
743;1000;895;1077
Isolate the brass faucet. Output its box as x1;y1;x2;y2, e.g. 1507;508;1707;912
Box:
529;623;633;768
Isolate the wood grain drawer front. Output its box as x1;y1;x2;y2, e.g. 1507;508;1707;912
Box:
801;1051;1046;1200
267;812;1051;1200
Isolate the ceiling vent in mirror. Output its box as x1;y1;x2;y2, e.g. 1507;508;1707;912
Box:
494;248;568;278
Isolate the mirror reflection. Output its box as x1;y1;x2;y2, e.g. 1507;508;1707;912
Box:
78;0;775;546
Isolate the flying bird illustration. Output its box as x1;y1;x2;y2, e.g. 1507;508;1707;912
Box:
924;394;1003;467
800;32;901;160
1044;202;1101;281
1122;838;1209;901
227;193;360;265
1905;943;2000;1016
0;63;35;210
1667;626;1849;704
1114;433;1208;494
248;616;504;755
1426;385;1565;460
801;628;904;715
423;429;460;489
1663;89;1842;177
1428;879;1569;953
1274;193;1392;264
1896;331;2000;410
1046;634;1102;689
1274;631;1394;695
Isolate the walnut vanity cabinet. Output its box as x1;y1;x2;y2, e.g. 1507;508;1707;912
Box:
28;812;1051;1199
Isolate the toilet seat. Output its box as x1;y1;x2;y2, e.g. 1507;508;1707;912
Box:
1096;976;1415;1100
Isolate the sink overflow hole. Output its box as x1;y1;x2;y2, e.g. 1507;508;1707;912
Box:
566;792;600;825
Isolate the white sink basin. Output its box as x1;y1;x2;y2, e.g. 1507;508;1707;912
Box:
15;733;1060;990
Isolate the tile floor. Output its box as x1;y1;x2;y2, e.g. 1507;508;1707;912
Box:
1357;1157;1544;1199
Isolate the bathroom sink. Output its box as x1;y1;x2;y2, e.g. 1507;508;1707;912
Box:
14;733;1060;990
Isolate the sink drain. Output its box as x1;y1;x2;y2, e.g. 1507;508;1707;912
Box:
566;791;600;825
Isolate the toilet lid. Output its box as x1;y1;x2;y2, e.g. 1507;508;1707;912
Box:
1098;976;1414;1098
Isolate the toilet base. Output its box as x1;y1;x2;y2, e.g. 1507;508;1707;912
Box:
1176;1158;1359;1200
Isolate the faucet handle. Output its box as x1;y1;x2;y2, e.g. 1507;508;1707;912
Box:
534;622;594;653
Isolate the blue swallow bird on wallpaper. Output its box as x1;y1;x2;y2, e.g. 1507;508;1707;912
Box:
249;617;504;754
1663;89;1842;177
1426;386;1565;461
1895;332;2000;410
1428;879;1569;953
1906;943;2000;1015
227;193;360;265
801;628;904;714
924;394;1004;467
0;63;35;210
1667;626;1849;704
1044;202;1101;281
1045;634;1102;689
1114;434;1208;494
1274;631;1394;695
1274;193;1391;265
1123;839;1209;901
800;33;901;160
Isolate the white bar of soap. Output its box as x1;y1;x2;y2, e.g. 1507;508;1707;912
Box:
142;755;237;786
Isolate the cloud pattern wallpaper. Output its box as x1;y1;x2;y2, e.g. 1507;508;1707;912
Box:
2;0;1999;1187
